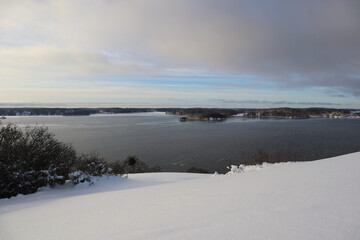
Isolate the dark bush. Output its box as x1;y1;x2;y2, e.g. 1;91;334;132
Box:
0;123;77;198
108;159;125;175
122;155;161;174
108;156;161;176
123;155;148;173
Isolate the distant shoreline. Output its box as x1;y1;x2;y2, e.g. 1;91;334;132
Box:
1;112;167;118
1;107;360;119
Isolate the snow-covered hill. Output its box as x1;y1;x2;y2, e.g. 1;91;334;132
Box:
1;153;360;240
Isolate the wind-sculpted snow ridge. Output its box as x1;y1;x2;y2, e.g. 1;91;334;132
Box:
1;153;360;240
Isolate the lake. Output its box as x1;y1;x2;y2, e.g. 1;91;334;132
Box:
2;112;360;173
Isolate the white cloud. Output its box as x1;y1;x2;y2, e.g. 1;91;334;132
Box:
0;46;151;83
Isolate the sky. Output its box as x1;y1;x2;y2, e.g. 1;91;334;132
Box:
0;0;360;108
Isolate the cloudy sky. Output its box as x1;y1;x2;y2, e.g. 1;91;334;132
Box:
1;0;360;108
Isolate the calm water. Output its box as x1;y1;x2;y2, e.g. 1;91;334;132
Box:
2;112;360;173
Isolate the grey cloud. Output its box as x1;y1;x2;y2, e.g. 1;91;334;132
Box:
1;0;360;96
116;0;360;96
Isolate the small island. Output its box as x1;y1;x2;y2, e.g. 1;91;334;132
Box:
178;112;227;122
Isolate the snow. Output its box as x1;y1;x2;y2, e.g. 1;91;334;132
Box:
1;153;360;240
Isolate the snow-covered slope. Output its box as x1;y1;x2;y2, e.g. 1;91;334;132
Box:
1;153;360;240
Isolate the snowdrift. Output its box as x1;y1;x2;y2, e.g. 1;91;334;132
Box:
1;152;360;240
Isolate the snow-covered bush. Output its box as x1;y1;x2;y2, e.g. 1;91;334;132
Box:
71;153;111;184
75;153;110;177
68;171;92;185
0;124;77;198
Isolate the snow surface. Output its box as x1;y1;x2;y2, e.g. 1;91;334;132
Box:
1;153;360;240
